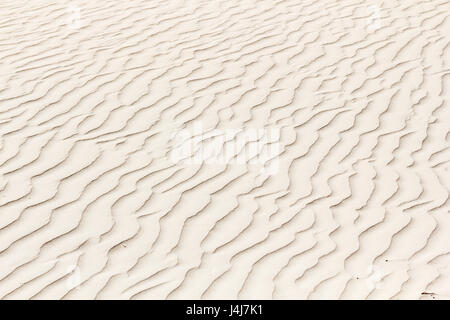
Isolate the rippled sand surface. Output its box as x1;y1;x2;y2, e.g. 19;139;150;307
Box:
0;0;449;299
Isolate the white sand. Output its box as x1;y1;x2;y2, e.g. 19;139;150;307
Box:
0;0;449;299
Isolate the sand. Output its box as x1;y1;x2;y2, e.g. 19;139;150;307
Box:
0;0;449;300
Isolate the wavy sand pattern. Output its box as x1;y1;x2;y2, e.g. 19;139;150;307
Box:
0;0;449;300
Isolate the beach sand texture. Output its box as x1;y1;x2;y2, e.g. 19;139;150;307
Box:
0;0;449;299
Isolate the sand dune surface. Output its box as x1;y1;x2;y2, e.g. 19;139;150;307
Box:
0;0;449;299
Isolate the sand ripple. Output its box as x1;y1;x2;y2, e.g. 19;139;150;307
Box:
0;0;449;299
